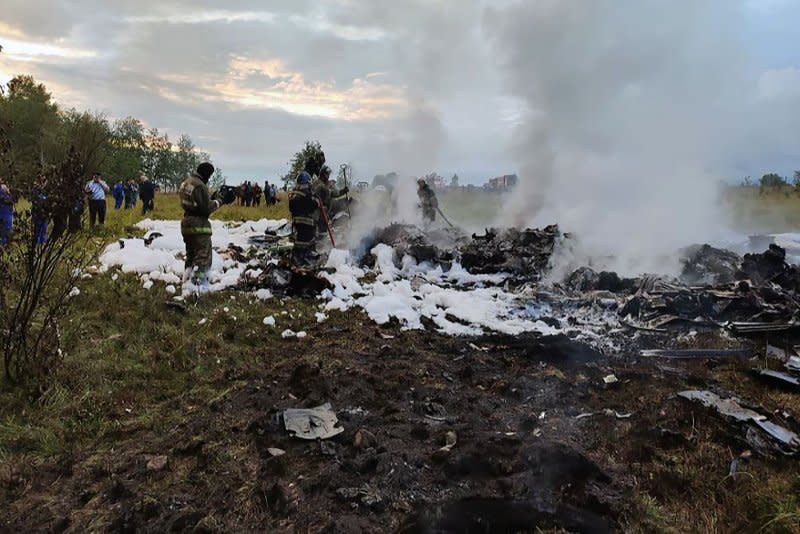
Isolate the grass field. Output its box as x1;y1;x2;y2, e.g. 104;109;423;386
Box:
2;186;799;531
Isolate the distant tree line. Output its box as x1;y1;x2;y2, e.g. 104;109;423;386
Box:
0;75;224;192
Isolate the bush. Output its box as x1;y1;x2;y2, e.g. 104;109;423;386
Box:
0;133;95;388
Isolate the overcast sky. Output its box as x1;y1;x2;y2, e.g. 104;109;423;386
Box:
0;0;799;185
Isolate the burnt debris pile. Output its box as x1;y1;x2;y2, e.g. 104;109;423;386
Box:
612;243;800;329
459;225;561;278
359;223;563;280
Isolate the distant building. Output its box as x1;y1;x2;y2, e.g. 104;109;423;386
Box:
356;181;370;192
487;174;518;191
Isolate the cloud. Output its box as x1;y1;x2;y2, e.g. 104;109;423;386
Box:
125;10;277;25
0;0;798;192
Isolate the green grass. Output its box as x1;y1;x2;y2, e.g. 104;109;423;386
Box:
3;185;800;531
0;269;326;459
723;186;800;233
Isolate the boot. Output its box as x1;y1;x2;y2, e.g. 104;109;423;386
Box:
195;269;211;294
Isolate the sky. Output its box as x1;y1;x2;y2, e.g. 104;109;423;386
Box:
0;0;799;185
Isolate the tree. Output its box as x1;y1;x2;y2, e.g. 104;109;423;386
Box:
107;116;145;181
759;173;786;194
141;128;174;190
0;75;61;188
451;173;459;188
281;141;325;188
58;110;112;179
741;176;753;187
173;134;201;185
209;166;226;189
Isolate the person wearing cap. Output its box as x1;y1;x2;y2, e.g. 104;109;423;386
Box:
289;171;319;265
417;178;438;225
179;162;226;292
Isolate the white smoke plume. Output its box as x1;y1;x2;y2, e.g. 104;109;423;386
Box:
484;0;752;276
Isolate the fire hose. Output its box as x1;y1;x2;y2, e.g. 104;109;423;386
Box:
319;203;336;247
436;206;455;229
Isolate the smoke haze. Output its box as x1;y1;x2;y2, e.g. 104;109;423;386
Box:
483;0;757;276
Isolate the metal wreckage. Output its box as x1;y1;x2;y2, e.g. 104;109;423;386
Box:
220;219;800;459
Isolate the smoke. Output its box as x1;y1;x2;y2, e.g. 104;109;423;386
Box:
484;0;751;276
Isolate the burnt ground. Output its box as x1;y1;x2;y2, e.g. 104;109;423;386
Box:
2;313;799;533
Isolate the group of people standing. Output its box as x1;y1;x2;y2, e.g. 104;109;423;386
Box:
0;172;158;247
112;177;156;214
236;181;279;207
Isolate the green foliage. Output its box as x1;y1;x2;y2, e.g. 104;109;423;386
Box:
760;173;786;189
0;75;219;194
0;142;95;387
281;141;325;187
0;75;61;189
59;110;112;179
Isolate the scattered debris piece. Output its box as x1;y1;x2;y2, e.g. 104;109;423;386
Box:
678;390;800;455
730;322;795;335
335;485;383;510
283;403;344;440
319;441;337;456
263;316;276;327
353;429;377;449
266;448;286;457
603;374;619;385
146;455;168;472
786;356;800;373
439;431;457;452
750;369;800;391
602;409;632;419
641;348;752;359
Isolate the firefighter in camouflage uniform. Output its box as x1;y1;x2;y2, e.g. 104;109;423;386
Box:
289;171;319;266
179;162;232;292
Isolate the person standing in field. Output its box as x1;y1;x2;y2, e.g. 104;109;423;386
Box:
123;180;133;209
417;178;438;225
139;175;155;215
253;183;262;207
113;181;124;209
129;179;139;208
289;171;319;266
179;162;230;293
85;172;109;227
0;177;13;246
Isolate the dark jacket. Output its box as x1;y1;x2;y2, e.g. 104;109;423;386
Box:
140;180;155;201
179;173;220;235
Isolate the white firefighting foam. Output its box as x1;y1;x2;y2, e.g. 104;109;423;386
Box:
98;219;559;337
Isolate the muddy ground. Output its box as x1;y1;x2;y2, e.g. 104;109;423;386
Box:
2;315;799;533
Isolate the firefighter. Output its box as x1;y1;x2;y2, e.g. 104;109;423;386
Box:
417;178;438;224
289;171;319;266
179;162;231;293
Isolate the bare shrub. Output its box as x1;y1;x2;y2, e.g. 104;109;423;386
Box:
0;127;95;387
